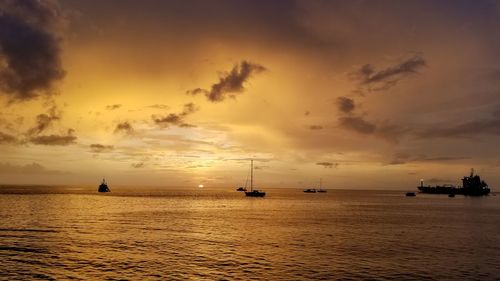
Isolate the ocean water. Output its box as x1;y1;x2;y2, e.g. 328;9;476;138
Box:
0;186;499;280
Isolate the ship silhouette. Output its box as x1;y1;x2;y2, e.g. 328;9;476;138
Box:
98;178;110;193
244;159;265;197
418;169;490;196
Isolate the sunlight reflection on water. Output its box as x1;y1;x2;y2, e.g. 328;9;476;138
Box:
0;187;499;280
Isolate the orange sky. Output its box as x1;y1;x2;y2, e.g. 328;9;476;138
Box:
1;0;500;189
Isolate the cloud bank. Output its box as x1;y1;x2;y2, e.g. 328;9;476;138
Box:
0;0;65;101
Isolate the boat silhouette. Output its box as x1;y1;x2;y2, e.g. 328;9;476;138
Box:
98;178;110;193
304;178;327;193
244;159;265;197
317;178;327;193
417;168;490;196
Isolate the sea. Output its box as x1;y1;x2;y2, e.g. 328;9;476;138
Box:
0;186;499;280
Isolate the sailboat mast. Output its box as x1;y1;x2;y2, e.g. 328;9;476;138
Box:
320;178;322;188
250;159;253;191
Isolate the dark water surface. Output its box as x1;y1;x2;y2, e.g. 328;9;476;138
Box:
0;186;499;280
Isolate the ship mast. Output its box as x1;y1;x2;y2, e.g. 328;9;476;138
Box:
250;159;253;191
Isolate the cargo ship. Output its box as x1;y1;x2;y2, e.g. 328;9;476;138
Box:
418;169;490;196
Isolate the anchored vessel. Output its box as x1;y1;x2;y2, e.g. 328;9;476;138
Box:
317;178;327;193
304;178;327;193
98;178;110;193
245;159;266;197
418;169;490;196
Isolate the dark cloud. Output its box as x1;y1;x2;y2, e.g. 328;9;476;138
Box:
350;55;426;92
338;116;376;134
29;129;77;146
417;117;500;139
114;121;134;135
389;153;469;165
187;60;266;102
338;114;406;142
152;103;198;128
336;96;355;114
374;123;409;143
132;162;144;168
420;156;470;162
105;104;122;110
147;104;169;109
152;113;182;127
337;55;425;141
89;143;114;153
182;102;197;115
186;88;206;96
308;125;323;130
27;105;60;136
0;131;17;144
0;162;66;175
316;162;338;168
0;0;65;101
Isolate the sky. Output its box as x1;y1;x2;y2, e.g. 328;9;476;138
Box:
1;0;500;189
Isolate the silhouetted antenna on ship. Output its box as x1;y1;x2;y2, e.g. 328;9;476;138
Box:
470;168;474;177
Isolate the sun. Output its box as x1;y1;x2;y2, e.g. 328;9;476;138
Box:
198;184;204;188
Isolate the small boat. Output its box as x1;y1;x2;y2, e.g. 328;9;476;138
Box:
406;192;416;197
244;159;266;197
305;178;327;193
98;178;110;193
448;193;455;198
317;178;327;193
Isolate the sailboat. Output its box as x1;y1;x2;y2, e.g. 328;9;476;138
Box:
317;178;327;193
245;159;266;197
98;178;110;193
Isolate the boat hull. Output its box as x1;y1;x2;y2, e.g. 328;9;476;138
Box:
417;186;490;196
98;184;110;193
245;191;266;197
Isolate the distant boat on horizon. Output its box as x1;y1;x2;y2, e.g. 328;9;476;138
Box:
245;159;265;197
98;178;110;193
317;178;327;193
304;178;327;193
